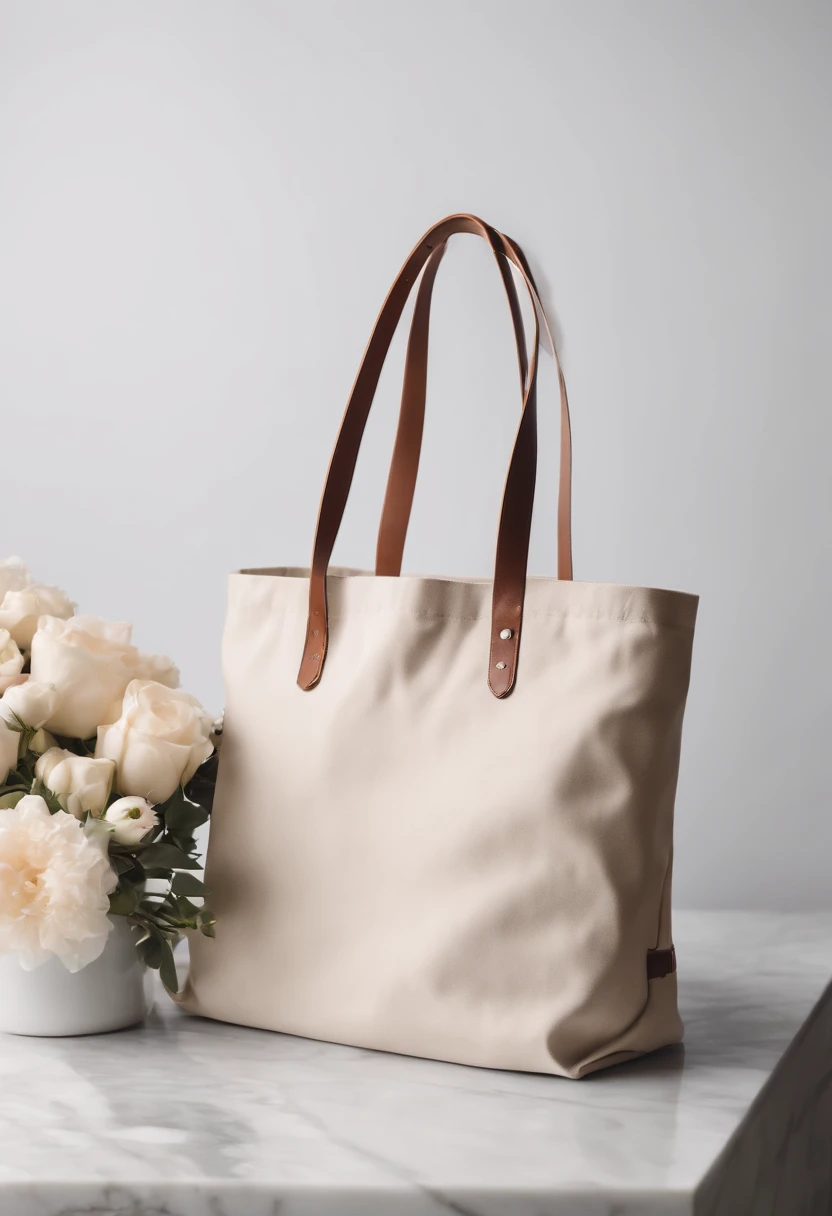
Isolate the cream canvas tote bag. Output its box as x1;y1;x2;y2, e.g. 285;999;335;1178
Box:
180;214;698;1079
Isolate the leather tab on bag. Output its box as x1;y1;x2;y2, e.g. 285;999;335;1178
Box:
646;946;676;980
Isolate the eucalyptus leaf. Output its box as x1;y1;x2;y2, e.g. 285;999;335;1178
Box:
109;887;140;916
0;790;25;809
138;933;162;969
172;895;199;922
140;842;200;870
171;872;207;897
156;784;184;814
130;920;152;947
184;750;218;811
111;853;143;878
164;798;208;834
157;933;179;993
167;832;198;855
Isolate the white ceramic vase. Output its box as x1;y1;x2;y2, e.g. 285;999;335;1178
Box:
0;915;154;1036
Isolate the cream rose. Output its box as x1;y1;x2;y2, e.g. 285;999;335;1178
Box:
0;629;25;696
96;680;213;803
0;681;59;731
102;796;158;845
0;584;75;650
35;747;115;818
29;615;180;739
0;794;116;971
0;557;31;602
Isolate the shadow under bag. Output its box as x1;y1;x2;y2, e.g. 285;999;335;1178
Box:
179;213;698;1078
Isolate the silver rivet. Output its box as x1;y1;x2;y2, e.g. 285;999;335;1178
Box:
500;628;513;640
495;661;507;670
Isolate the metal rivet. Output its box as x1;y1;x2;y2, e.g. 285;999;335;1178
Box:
500;628;513;640
495;661;507;670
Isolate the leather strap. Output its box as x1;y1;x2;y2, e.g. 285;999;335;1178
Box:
298;213;566;698
375;240;530;577
646;946;677;980
376;235;573;582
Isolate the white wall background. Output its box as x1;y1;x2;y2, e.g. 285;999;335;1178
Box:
0;0;829;909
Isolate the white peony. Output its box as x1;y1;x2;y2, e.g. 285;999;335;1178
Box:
0;584;75;651
102;796;158;845
29;615;180;739
96;680;213;804
0;680;59;731
35;747;115;819
0;719;19;787
0;628;25;696
0;794;116;971
0;557;31;602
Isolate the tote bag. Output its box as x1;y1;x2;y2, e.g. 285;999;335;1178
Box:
180;214;698;1079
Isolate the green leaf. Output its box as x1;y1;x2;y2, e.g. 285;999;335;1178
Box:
172;895;200;921
200;920;216;938
166;801;208;835
171;872;207;897
184;751;218;814
140;842;200;870
166;833;194;854
30;778;64;815
157;786;208;835
137;931;162;969
109;887;140;916
157;933;179;994
129;919;151;947
0;790;25;809
156;784;184;816
111;853;145;881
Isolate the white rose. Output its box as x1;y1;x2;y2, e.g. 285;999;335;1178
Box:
29;615;180;739
135;651;180;686
35;747;115;818
102;796;158;845
0;557;31;602
96;680;213;804
0;719;19;786
0;680;59;731
0;628;24;696
0;584;75;651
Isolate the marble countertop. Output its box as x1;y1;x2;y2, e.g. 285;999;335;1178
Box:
0;910;830;1216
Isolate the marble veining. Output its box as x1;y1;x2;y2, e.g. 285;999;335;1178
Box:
0;911;830;1216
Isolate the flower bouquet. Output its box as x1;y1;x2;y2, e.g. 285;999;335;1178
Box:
0;556;217;1032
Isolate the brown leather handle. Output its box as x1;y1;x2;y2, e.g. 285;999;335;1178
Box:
375;241;531;577
298;213;567;698
376;236;572;582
